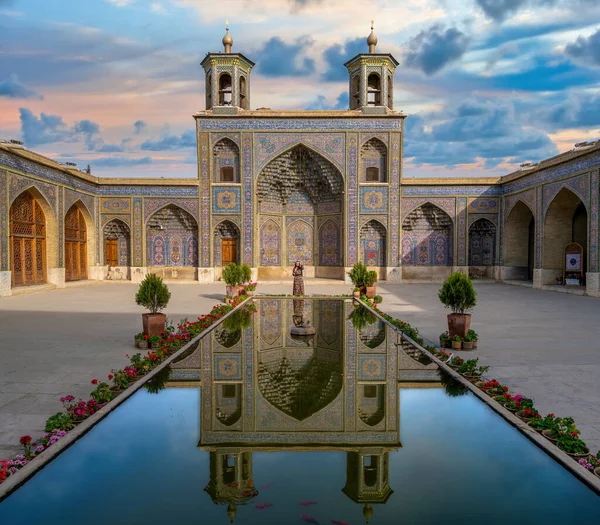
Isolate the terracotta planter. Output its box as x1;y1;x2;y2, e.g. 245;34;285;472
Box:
562;447;589;460
439;338;449;348
365;286;377;298
542;429;558;443
226;285;243;299
142;313;166;337
447;313;472;339
245;290;254;296
527;421;544;433
594;467;600;479
353;291;361;298
462;341;474;350
472;340;478;349
135;339;149;349
451;340;462;350
516;410;537;422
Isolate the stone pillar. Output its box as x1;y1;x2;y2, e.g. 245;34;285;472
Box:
47;267;65;288
533;268;543;288
453;266;469;275
386;267;402;283
131;267;147;283
0;271;11;297
586;273;600;297
0;169;10;296
197;267;214;284
89;265;106;281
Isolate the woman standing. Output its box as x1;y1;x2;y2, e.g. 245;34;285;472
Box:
292;261;304;296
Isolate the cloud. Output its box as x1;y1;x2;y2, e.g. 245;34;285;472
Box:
255;36;315;77
475;0;527;22
565;28;600;66
0;74;43;99
404;98;557;169
92;156;152;167
106;0;134;6
404;25;470;76
322;37;365;81
19;108;71;146
133;120;147;134
140;129;196;150
150;3;167;15
304;91;349;110
535;91;600;129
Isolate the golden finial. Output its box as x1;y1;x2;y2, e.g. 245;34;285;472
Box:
223;21;233;53
367;20;378;53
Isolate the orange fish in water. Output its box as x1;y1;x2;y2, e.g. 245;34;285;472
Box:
255;503;273;510
301;515;319;524
300;500;318;506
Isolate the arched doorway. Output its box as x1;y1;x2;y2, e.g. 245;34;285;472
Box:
401;203;453;266
360;220;386;270
503;200;534;281
103;219;130;267
9;191;47;286
543;188;587;285
256;144;344;278
146;204;198;269
469;218;497;277
214;220;240;267
65;204;87;281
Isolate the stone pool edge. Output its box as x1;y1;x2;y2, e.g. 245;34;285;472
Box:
356;299;600;496
0;297;251;502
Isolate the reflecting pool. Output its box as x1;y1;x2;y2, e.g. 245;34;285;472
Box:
1;298;599;524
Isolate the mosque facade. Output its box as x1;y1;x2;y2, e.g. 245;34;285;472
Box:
1;26;599;297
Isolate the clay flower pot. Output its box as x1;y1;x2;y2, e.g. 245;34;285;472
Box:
447;313;472;339
142;313;166;337
594;467;600;479
365;286;377;298
451;340;462;350
563;447;589;460
542;429;558;443
462;341;474;350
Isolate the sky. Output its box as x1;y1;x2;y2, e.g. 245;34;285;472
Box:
0;0;599;179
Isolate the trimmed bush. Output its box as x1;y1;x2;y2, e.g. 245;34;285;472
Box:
348;262;369;288
135;274;171;314
222;262;252;286
438;272;476;314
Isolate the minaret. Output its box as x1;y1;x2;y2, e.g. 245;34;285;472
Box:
201;22;255;110
344;22;399;110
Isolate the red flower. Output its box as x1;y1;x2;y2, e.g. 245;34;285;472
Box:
20;435;32;445
91;379;98;385
502;386;509;392
108;374;114;380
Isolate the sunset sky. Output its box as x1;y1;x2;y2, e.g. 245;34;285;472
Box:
0;0;599;178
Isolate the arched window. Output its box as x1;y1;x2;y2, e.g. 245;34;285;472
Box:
220;166;234;182
239;76;248;109
366;167;380;182
218;73;232;105
213;138;240;182
206;73;212;108
367;73;381;106
387;74;393;108
351;75;360;109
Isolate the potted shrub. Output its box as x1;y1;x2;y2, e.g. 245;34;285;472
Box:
467;329;479;349
365;270;378;298
462;331;475;350
134;332;149;349
353;287;361;298
222;262;250;299
348;305;377;331
372;295;383;305
135;274;171;337
448;356;464;369
44;412;74;432
451;334;462;350
348;262;371;296
245;282;257;296
438;272;477;339
557;433;590;459
528;413;557;433
439;332;450;348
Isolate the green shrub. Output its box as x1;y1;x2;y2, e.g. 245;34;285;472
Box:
222;262;251;286
222;306;253;332
372;295;383;304
438;272;477;314
365;270;378;287
348;262;369;288
348;305;377;331
45;412;74;432
135;274;171;314
240;263;252;284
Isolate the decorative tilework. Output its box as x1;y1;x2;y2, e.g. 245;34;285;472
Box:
360;214;387;228
260;300;282;346
58;188;64;267
536;186;543;268
319;219;341;266
9;175;57;214
95;196;100;264
358;355;386;381
65;188;95;220
210;132;241;148
590;170;599;272
469;218;497;266
347;135;358;265
542;173;590;218
468;197;499;213
345;301;357;431
260;220;281;266
458;198;467;266
360;220;386;267
401;197;456;220
402;231;452;266
214;355;242;380
143;198;198;222
402;185;502;196
213;219;240;267
360;186;388;213
504;188;536;218
101;198;130;213
197;118;402;131
254;133;345;174
260;201;282;214
199;131;210;267
243;324;254;428
360;132;389;148
212;187;241;213
101;213;131;228
317;201;340;214
0;170;7;271
243;134;253;265
287;219;313;265
468;213;498;228
389;134;401;266
503;152;600;195
286;203;314;214
132;198;142;266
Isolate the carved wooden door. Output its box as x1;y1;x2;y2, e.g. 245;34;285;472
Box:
105;238;118;267
222;238;237;266
65;206;87;281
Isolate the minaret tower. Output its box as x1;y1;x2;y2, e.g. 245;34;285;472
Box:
201;22;255;110
344;22;399;110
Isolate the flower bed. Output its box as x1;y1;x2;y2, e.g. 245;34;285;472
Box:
0;295;250;485
357;296;600;479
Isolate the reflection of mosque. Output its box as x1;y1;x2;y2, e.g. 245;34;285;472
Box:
169;298;438;523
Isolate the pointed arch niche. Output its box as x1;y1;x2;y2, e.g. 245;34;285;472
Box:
65;201;96;282
468;218;497;278
360;220;387;276
103;219;131;279
503;200;535;282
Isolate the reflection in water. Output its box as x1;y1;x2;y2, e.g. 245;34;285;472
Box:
167;298;439;524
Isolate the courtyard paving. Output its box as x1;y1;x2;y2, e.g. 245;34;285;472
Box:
0;280;598;459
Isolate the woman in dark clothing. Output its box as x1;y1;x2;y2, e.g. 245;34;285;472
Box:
292;261;304;296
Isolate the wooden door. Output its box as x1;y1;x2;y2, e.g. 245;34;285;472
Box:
10;192;47;287
221;238;237;266
65;206;87;281
105;238;118;267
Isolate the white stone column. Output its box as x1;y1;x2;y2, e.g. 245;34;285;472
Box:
386;267;402;283
197;267;215;284
532;268;543;288
0;271;12;297
47;267;65;288
131;267;147;283
586;272;600;297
